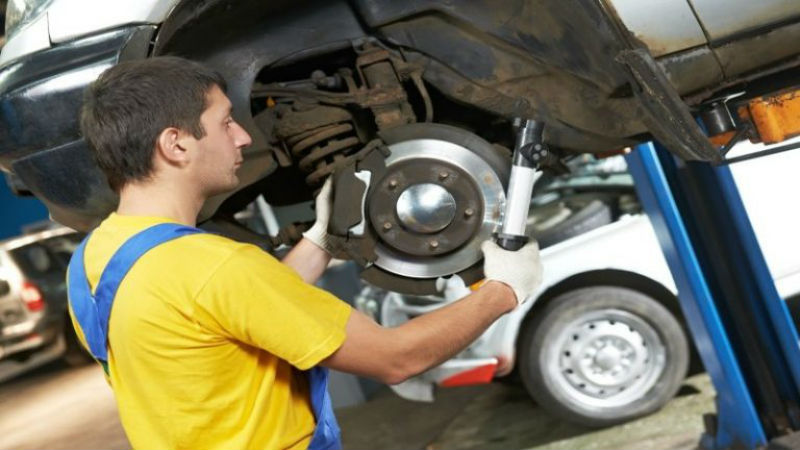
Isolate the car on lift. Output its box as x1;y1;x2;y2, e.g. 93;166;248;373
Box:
0;226;90;374
2;0;800;299
1;0;800;349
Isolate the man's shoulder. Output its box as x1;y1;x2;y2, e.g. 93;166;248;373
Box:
168;233;281;269
165;232;251;260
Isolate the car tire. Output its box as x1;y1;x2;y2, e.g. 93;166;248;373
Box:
530;194;613;248
518;286;689;427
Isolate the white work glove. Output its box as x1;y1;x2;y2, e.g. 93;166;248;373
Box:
481;240;543;305
302;177;334;254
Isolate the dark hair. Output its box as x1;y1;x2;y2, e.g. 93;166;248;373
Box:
80;56;227;192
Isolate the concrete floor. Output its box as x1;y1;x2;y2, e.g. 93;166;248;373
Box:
338;375;714;450
0;360;715;450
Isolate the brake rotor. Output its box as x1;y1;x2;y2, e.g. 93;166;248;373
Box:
359;123;510;293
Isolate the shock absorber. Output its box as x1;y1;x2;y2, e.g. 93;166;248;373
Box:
496;118;547;250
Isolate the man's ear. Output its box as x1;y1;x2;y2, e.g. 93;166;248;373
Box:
155;127;190;166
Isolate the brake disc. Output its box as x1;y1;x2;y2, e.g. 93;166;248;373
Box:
332;123;510;295
371;139;505;278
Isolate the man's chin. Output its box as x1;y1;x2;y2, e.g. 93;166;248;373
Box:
206;178;240;197
226;177;241;192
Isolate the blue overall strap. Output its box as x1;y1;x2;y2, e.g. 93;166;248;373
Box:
67;223;202;364
307;366;342;450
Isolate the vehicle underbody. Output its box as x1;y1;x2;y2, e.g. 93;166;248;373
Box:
2;0;800;293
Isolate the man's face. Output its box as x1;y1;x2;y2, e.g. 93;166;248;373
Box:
191;85;252;196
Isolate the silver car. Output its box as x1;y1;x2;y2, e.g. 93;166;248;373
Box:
0;227;89;375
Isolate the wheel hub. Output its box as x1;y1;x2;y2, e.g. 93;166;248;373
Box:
574;329;641;387
594;343;623;371
396;183;457;234
551;310;667;407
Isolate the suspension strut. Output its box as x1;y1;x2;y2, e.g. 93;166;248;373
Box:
495;118;548;251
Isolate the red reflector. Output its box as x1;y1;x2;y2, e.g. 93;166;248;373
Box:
439;363;497;387
20;281;45;312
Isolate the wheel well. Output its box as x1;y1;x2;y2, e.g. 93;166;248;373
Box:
516;269;703;374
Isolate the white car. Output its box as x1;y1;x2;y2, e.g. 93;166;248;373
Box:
354;149;800;427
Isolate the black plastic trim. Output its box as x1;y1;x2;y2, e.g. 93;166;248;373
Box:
0;25;155;230
0;25;156;169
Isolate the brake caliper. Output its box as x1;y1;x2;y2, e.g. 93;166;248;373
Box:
327;139;390;266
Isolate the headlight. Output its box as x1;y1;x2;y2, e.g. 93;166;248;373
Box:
5;0;54;40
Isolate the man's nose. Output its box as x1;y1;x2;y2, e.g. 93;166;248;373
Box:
234;122;253;148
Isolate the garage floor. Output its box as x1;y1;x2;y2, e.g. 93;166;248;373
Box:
0;360;714;450
338;374;714;450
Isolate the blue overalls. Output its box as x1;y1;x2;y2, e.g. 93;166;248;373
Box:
67;223;342;450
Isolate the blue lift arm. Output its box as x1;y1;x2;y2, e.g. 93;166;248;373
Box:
626;142;800;449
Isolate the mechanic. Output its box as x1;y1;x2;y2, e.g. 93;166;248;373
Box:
67;56;543;450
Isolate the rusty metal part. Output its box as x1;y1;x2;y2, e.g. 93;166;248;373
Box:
253;45;427;127
273;104;353;137
368;159;483;257
743;88;800;144
371;4;648;154
255;43;431;188
270;103;364;186
616;48;722;162
355;45;417;129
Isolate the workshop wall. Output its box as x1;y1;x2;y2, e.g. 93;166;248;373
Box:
0;178;49;240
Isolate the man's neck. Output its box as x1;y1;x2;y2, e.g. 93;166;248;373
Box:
116;180;205;227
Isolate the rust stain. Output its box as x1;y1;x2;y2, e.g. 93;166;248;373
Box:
745;87;800;144
709;130;736;148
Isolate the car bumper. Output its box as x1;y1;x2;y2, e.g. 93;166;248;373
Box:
0;315;60;360
0;25;155;231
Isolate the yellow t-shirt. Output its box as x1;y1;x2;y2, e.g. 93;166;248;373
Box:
68;213;352;450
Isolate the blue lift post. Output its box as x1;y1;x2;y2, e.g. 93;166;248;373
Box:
626;142;800;449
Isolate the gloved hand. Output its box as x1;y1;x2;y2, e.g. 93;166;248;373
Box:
481;240;543;305
302;177;335;254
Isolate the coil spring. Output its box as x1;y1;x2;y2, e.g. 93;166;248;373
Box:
285;121;362;186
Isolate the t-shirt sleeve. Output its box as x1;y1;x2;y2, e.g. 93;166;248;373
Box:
193;245;352;370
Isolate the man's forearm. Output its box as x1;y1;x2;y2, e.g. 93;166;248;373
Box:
282;238;333;284
390;281;516;378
